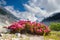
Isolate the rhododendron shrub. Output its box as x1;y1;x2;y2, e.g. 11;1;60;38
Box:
8;22;25;33
6;20;50;35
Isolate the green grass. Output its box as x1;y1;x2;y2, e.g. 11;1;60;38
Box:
44;31;60;40
49;22;60;31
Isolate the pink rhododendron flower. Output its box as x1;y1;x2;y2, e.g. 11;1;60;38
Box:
37;23;41;27
17;24;23;29
32;22;37;25
18;20;26;25
6;20;50;35
37;29;42;33
39;29;42;33
44;29;48;33
40;28;43;31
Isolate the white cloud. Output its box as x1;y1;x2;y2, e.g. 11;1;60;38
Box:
29;0;60;12
4;6;37;22
24;0;60;20
4;0;60;22
0;0;6;6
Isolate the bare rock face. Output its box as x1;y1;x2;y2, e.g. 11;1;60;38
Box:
0;7;18;33
42;12;60;25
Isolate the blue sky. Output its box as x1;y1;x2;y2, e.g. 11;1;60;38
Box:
0;0;60;22
5;0;29;11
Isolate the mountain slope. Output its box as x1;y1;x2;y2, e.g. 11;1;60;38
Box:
42;12;60;25
0;7;19;33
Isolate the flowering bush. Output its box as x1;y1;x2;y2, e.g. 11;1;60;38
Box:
5;20;50;35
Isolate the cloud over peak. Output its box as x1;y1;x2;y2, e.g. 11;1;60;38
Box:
4;0;60;22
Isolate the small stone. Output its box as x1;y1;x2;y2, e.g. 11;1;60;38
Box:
1;34;4;37
15;33;21;37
